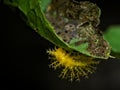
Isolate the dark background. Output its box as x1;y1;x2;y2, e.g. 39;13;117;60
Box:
1;0;120;90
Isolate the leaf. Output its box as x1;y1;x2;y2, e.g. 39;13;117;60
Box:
43;1;111;59
4;0;111;59
103;25;120;59
41;0;51;12
4;0;69;49
104;25;120;53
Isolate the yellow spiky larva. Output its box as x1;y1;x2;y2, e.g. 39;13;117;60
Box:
47;47;99;81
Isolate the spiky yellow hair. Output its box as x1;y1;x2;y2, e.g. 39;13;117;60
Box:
47;47;99;81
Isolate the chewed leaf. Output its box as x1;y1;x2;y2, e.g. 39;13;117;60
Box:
4;0;111;59
45;0;111;59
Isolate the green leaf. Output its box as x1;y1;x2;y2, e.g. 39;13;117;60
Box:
103;25;120;59
69;38;90;55
4;0;69;50
104;25;120;53
4;0;111;59
41;0;51;12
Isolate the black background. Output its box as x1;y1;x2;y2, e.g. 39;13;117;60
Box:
1;0;120;90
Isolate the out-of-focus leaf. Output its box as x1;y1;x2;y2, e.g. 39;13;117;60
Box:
104;25;120;53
